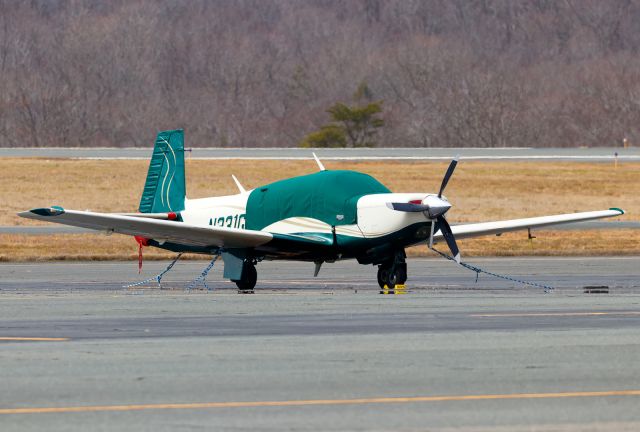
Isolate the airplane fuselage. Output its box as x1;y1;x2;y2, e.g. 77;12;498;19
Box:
178;189;434;264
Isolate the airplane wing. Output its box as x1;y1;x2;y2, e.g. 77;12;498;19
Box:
18;207;272;249
433;208;625;241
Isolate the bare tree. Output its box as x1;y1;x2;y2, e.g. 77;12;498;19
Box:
0;0;639;148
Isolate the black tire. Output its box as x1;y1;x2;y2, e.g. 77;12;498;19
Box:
387;268;400;286
394;263;408;285
377;265;390;289
379;263;407;288
234;262;257;291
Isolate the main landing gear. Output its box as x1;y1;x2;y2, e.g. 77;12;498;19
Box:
232;260;257;291
377;251;407;289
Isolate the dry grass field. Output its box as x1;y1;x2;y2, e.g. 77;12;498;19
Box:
1;229;638;263
1;158;637;261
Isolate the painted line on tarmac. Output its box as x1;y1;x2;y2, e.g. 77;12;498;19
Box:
2;390;640;414
0;337;69;342
471;311;640;318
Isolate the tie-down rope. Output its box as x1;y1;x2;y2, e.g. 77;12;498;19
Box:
123;251;222;291
123;253;183;289
431;247;554;293
185;253;221;292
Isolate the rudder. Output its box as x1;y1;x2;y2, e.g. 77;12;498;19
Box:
139;129;186;213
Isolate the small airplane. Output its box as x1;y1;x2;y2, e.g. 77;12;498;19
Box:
20;129;625;290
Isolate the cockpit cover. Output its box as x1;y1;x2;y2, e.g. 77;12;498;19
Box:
246;170;390;230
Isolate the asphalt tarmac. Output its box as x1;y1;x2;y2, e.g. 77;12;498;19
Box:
1;257;640;431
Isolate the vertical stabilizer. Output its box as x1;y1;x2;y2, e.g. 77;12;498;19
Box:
139;129;186;213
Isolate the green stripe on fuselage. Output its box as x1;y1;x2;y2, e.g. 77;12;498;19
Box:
265;221;431;262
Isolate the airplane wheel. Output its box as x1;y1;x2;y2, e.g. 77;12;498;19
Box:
377;266;390;289
388;264;407;286
234;262;257;291
378;263;407;288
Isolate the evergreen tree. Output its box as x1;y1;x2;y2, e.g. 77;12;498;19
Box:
300;83;384;148
300;124;347;148
326;101;384;147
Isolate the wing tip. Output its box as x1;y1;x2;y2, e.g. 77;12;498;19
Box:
609;207;625;215
19;206;65;218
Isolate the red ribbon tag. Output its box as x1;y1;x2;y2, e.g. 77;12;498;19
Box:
134;236;149;274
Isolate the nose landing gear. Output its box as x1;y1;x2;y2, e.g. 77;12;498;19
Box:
377;251;407;289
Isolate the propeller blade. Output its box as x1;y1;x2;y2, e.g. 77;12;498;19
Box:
387;202;430;212
437;216;460;263
428;219;436;249
438;157;459;198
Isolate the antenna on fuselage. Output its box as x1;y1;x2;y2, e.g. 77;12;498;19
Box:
231;175;247;194
312;152;326;171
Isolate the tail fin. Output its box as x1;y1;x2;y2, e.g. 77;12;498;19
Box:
139;129;186;213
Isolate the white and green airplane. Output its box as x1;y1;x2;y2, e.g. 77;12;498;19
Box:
20;129;625;290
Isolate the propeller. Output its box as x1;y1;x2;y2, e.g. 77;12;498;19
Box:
388;157;461;263
438;156;458;198
432;157;460;263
